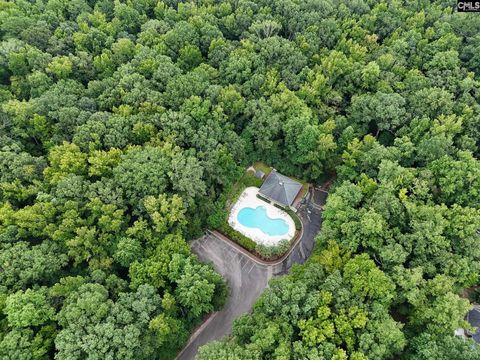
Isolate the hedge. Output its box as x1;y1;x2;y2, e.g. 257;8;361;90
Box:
255;239;290;259
212;167;302;260
285;208;302;231
256;194;270;203
273;203;302;231
218;224;256;252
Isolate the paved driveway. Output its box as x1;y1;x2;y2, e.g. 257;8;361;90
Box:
176;188;324;360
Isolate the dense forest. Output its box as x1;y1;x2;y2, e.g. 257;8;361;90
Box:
0;0;479;359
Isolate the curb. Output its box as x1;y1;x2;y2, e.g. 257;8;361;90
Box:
209;211;305;267
174;312;219;360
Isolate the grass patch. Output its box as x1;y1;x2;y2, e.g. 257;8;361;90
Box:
290;175;309;197
224;171;263;209
253;161;272;176
240;171;263;188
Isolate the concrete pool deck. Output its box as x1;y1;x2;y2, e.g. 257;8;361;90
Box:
228;187;295;246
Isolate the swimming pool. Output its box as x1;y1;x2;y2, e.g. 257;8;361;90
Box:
237;206;289;236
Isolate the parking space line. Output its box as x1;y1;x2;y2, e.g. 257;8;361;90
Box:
247;264;257;274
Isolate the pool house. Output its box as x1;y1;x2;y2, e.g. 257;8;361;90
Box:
258;170;303;209
227;170;302;247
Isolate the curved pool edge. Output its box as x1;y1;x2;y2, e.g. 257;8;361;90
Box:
228;187;296;247
237;205;290;237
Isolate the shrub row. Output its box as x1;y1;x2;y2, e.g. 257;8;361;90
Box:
285;208;302;231
255;239;291;259
218;224;256;252
273;203;302;231
212;168;302;260
256;194;270;203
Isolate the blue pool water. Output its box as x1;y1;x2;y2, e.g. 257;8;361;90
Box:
237;206;289;236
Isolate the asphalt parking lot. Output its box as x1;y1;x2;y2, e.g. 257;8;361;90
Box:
176;187;325;360
176;234;271;360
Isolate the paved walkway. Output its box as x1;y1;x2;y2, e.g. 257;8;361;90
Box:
176;188;324;360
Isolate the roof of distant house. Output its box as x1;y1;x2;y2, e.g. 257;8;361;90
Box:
259;169;302;207
467;307;480;343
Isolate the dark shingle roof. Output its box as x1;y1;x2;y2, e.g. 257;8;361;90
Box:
467;308;480;343
258;170;302;207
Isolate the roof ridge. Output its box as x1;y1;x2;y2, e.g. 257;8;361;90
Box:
258;169;302;207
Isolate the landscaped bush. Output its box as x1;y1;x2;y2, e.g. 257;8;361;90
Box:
240;172;263;188
225;172;258;208
218;224;256;252
285;208;302;231
273;203;302;231
255;239;291;259
256;194;270;203
212;166;300;259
